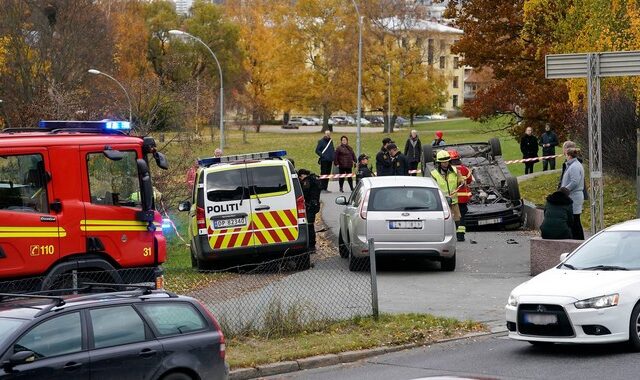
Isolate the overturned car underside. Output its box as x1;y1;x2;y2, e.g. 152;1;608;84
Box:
423;139;524;229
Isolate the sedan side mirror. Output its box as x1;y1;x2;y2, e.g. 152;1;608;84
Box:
560;252;570;262
335;196;348;205
178;201;191;212
3;351;36;371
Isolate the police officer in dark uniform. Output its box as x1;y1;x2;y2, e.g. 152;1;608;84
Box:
376;137;394;176
298;169;322;251
356;154;374;183
387;143;409;176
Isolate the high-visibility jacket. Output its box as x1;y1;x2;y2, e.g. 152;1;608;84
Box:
431;166;460;205
453;164;472;203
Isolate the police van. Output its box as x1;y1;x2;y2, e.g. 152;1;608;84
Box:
179;150;310;270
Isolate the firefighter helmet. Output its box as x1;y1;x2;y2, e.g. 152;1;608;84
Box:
448;149;460;160
436;150;451;162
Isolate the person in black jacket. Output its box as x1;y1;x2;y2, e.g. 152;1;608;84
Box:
388;143;409;176
314;131;335;191
520;126;539;174
540;190;574;239
356;154;374;183
539;123;559;171
404;130;422;176
376;137;394;176
298;169;322;250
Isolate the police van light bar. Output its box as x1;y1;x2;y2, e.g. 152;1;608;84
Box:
39;120;131;131
198;150;287;166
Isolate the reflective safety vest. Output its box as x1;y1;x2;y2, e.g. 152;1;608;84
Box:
453;164;472;204
431;166;460;205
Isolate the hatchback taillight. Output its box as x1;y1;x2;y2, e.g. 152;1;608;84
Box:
196;207;207;230
359;190;370;220
439;191;451;220
198;301;225;360
296;195;306;220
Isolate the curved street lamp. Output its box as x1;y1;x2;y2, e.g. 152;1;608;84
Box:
88;69;132;124
351;0;363;158
168;29;225;150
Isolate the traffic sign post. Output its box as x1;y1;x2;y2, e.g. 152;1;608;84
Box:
546;50;640;234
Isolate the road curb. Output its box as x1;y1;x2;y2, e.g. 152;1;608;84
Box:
228;331;494;379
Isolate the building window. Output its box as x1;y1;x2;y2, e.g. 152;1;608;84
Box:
427;39;434;65
439;56;446;69
453;77;459;88
440;39;446;51
453;57;459;69
453;95;459;108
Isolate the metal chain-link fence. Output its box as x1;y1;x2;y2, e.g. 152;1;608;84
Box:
0;251;374;338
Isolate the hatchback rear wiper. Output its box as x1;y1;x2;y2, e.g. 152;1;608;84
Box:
559;262;576;270
581;265;629;271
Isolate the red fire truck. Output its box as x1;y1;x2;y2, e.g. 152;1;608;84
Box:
0;121;168;290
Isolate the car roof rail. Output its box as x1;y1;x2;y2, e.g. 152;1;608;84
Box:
79;282;178;298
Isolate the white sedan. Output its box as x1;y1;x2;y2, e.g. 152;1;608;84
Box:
506;219;640;349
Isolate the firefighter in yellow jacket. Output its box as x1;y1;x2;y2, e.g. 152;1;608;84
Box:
430;150;463;230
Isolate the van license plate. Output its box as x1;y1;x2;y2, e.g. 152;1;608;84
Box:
213;217;246;229
524;313;557;325
389;221;423;229
478;218;502;226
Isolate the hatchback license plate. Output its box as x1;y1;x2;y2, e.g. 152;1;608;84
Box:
389;221;423;229
524;313;557;325
478;217;502;226
213;217;246;229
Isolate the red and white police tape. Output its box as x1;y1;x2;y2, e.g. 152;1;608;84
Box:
317;154;563;179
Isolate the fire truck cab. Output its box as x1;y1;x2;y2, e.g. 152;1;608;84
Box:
0;121;168;290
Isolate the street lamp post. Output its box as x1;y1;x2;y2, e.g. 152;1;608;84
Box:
88;69;132;124
351;1;363;158
168;30;224;150
387;63;391;132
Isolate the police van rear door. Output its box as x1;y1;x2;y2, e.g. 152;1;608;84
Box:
203;165;254;252
246;162;299;249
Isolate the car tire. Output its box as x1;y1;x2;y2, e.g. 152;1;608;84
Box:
338;229;349;258
489;138;502;157
628;302;640;351
440;253;456;271
161;372;193;380
190;246;197;268
506;176;521;200
348;249;367;272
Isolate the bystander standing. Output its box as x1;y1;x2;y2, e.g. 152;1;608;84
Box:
334;136;356;193
431;131;446;147
540;190;574;239
315;131;335;192
404;130;422;176
520;127;539;174
539;124;559;171
559;145;585;240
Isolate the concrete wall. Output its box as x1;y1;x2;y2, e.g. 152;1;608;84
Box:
530;237;583;276
523;200;544;231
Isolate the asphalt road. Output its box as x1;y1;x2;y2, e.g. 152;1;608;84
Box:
270;333;640;380
320;179;532;330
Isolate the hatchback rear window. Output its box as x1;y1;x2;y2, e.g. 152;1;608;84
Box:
137;302;207;337
248;166;288;195
368;187;443;211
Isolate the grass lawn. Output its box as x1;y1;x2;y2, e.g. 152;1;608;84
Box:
227;313;485;369
519;171;636;228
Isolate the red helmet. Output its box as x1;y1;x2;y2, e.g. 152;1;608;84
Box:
448;149;460;160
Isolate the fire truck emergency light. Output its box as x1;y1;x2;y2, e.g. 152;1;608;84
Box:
39;120;131;131
198;150;287;166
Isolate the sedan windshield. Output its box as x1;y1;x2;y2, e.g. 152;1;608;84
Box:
0;318;26;346
565;231;640;270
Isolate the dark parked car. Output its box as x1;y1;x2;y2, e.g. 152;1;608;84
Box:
0;286;228;380
422;138;524;229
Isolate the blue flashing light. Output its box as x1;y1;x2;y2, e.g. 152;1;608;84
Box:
39;120;131;132
197;150;287;166
161;218;172;233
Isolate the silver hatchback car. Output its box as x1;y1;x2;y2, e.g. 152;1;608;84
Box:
335;176;457;271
